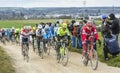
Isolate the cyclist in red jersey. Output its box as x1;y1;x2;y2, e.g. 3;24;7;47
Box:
81;20;101;56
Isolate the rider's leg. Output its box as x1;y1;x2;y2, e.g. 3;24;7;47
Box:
82;43;87;56
21;38;24;54
56;42;60;59
37;38;40;52
43;39;47;52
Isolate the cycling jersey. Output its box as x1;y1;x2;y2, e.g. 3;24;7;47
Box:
43;28;52;39
57;27;70;36
81;24;99;43
21;29;31;39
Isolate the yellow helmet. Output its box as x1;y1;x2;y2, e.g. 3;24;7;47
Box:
62;23;67;28
33;27;36;30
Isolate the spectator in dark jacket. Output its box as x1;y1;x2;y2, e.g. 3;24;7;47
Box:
102;13;120;61
107;13;119;41
70;20;76;34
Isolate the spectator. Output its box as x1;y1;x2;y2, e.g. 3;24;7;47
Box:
76;21;84;49
71;22;77;48
107;13;120;41
102;13;120;61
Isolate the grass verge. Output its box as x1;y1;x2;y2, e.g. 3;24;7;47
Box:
0;46;15;73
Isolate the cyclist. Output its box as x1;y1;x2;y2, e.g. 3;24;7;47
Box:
36;25;44;53
6;28;11;42
32;26;37;50
56;23;71;59
15;28;20;43
1;28;6;43
28;26;32;43
49;23;55;44
81;20;101;57
54;21;60;36
21;26;31;54
43;24;52;53
10;27;15;42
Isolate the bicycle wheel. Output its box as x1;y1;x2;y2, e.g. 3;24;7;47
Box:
33;39;36;52
82;53;89;66
61;47;69;66
90;49;98;70
24;45;29;62
47;42;50;55
39;42;44;59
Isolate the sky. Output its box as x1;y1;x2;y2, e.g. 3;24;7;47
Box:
0;0;120;7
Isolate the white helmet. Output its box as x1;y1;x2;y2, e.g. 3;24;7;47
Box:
45;25;49;29
76;22;79;26
12;27;15;30
74;22;79;26
59;19;63;24
25;26;29;30
28;26;32;29
38;25;42;29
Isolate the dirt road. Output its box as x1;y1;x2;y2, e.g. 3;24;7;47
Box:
0;42;120;73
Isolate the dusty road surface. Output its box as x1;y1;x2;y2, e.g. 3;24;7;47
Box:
0;42;120;73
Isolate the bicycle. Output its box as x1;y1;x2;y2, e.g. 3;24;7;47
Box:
1;36;6;45
22;42;29;62
50;37;56;50
45;39;51;55
32;37;37;52
11;34;15;44
57;38;69;66
15;34;19;45
38;40;44;59
82;35;98;70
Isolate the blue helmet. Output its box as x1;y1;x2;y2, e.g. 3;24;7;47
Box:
102;15;107;19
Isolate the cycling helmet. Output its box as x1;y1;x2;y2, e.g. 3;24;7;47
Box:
33;27;36;30
28;26;32;30
102;15;107;19
12;27;15;30
51;23;55;27
59;19;63;24
45;25;49;29
25;26;29;30
74;22;79;26
38;25;43;29
62;23;67;28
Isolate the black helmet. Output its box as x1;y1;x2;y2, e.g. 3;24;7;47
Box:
71;20;76;24
108;13;115;20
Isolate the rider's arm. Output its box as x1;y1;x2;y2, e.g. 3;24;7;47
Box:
93;27;100;40
93;27;101;45
81;28;87;43
36;29;39;37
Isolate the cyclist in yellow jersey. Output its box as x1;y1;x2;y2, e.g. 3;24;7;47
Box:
56;23;71;59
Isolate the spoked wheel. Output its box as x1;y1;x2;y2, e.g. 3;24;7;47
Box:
24;45;29;62
90;49;98;70
40;47;44;59
45;42;50;55
33;39;37;52
47;43;50;55
82;54;89;66
61;48;69;66
39;42;44;59
57;54;61;63
2;39;5;45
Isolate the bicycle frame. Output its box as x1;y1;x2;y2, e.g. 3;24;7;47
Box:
84;35;98;70
58;38;69;66
22;41;29;62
